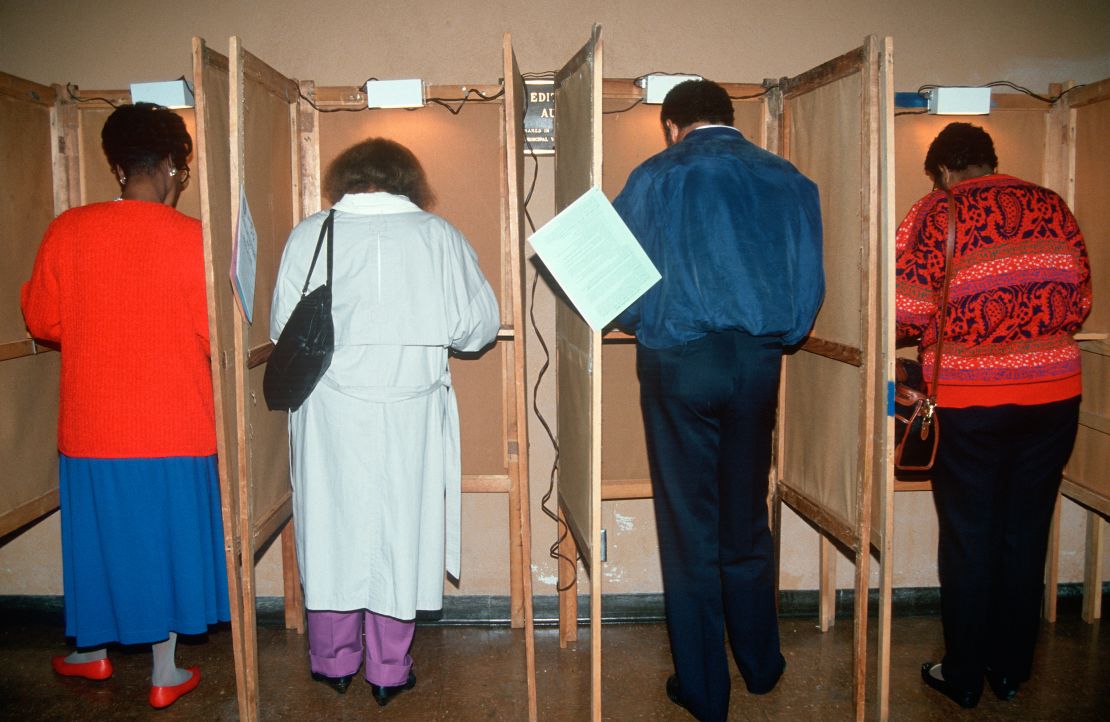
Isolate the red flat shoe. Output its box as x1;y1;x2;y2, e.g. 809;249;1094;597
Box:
51;655;113;680
149;667;200;709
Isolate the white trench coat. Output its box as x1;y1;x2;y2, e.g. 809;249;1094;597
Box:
270;192;499;618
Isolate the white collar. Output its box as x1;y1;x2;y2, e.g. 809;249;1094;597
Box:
332;192;422;215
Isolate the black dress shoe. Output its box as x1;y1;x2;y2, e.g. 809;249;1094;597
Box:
311;671;354;694
985;668;1020;701
920;662;980;709
370;670;416;707
666;675;693;714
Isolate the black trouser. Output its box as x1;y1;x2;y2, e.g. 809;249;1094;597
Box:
931;397;1080;695
637;330;786;722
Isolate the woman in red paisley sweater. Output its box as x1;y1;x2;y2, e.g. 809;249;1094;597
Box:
896;122;1091;709
21;103;229;709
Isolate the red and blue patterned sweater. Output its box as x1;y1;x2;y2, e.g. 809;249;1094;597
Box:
895;174;1091;409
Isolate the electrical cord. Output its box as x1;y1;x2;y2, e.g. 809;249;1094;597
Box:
917;81;1086;105
519;71;579;591
65;83;121;108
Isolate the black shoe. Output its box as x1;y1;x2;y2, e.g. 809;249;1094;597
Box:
985;668;1020;701
370;670;416;707
920;662;980;709
311;671;354;694
666;675;695;715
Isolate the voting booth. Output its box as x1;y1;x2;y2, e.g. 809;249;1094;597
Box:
0;32;538;722
547;27;898;721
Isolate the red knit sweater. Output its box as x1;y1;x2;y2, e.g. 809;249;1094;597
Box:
21;201;217;457
895;175;1092;409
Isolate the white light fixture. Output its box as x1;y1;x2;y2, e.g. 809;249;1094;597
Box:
927;87;991;115
365;79;425;109
129;80;194;109
641;74;702;104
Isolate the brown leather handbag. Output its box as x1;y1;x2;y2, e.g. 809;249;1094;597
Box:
894;191;956;475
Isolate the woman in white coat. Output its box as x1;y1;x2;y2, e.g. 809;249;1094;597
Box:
270;138;499;706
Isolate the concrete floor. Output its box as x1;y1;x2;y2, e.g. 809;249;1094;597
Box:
1;608;1107;720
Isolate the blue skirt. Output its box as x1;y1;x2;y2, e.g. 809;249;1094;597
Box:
59;454;231;648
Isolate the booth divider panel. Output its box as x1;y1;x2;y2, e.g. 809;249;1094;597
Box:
239;59;297;537
1066;90;1110;508
780;72;867;532
781;352;862;529
0;80;62;534
315;106;507;477
554;31;602;559
786;75;864;348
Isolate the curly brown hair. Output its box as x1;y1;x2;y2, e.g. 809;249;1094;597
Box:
324;138;435;209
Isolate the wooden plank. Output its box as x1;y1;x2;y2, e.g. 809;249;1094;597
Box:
600;478;652;500
1082;511;1104;623
819;536;837;630
0;490;58;539
800;336;863;367
1061;478;1110;517
0;71;55;104
50;90;80;215
1043;495;1062;622
461;475;512;493
1067;77;1110;108
875;36;896;722
241;48;300;104
252;496;292;553
281;522;305;633
246;342;272;368
228;39;261;721
0;339;53;362
192;34;251;722
558;503;579;646
503;33;537;720
297;81;322;218
780;486;857;549
781;46;866;98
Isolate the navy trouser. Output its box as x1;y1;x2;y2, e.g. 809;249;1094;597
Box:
637;330;786;722
931;397;1080;696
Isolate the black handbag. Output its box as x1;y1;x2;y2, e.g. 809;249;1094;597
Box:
894;191;956;476
263;209;335;412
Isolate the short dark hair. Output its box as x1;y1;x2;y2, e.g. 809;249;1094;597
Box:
101;102;192;176
660;79;734;129
324;138;435;209
924;122;998;180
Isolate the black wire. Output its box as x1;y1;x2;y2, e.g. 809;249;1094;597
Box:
65;83;122;108
729;84;777;100
518;72;578;589
603;98;643;115
424;85;506;115
895;109;928;117
917;81;1086;106
529;266;578;591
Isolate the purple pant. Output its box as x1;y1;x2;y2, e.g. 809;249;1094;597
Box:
306;610;414;686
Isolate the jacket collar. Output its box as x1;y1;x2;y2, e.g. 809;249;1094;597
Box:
333;192;421;215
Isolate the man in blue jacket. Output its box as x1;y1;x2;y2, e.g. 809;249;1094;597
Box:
614;79;824;722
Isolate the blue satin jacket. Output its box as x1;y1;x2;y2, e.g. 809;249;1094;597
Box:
613;126;824;348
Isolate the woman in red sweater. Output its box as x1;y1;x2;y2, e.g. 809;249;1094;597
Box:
896;123;1092;709
21;103;229;709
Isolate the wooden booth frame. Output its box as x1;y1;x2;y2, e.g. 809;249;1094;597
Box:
549;27;898;722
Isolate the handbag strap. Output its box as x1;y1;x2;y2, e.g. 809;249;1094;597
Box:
929;192;958;398
302;209;335;295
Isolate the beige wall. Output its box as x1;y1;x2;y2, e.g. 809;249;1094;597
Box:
2;0;1108;599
